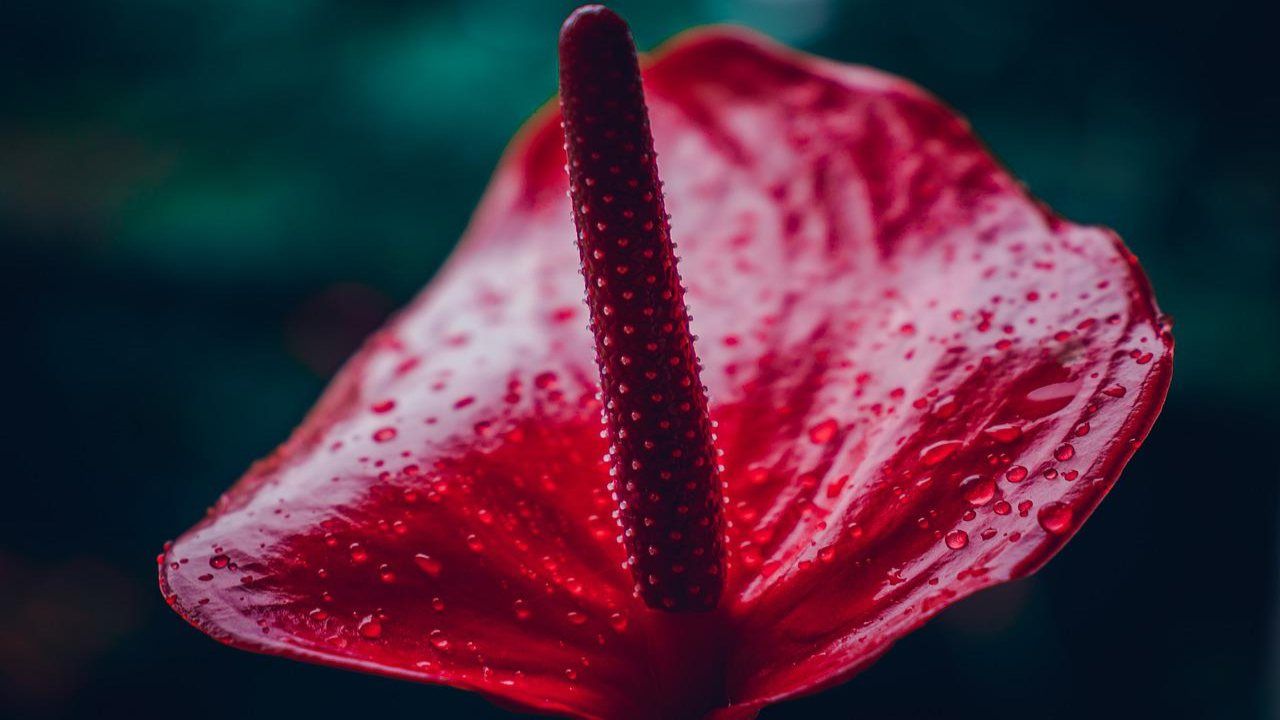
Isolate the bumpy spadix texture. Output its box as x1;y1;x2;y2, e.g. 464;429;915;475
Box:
559;6;724;612
159;26;1173;720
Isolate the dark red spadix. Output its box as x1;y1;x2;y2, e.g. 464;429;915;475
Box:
558;6;725;611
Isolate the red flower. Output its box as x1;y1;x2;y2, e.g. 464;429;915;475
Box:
159;6;1172;719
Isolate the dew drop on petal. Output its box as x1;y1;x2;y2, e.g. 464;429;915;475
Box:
982;423;1023;443
429;629;450;650
1038;502;1073;534
348;543;368;564
378;564;396;583
945;530;969;549
920;440;962;466
808;418;839;444
514;599;532;621
1102;384;1127;398
1019;380;1081;418
931;395;959;419
358;615;383;638
960;475;996;506
413;553;442;578
608;612;628;632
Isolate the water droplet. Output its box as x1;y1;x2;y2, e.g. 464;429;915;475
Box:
1038;502;1073;534
808;418;839;444
209;554;230;569
514;599;531;621
429;629;450;650
372;427;397;443
982;423;1023;443
608;612;628;632
1054;443;1075;461
1005;465;1028;483
931;395;959;419
1019;379;1081;418
1102;384;1127;398
371;400;396;414
413;553;442;578
358;615;383;638
349;543;368;564
960;475;996;506
920;440;962;466
945;530;969;549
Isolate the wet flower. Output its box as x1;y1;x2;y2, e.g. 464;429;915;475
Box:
159;6;1172;718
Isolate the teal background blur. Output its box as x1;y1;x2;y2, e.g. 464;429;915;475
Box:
2;1;1276;718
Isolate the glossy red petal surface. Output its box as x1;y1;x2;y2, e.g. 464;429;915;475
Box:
160;27;1172;720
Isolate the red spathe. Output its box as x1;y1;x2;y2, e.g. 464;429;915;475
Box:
160;27;1173;720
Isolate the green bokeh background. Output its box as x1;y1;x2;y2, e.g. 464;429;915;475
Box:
2;1;1275;718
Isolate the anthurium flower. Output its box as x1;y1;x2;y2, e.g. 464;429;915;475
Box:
159;6;1173;719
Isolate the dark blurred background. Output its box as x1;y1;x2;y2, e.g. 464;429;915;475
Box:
2;0;1276;718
